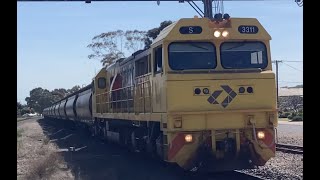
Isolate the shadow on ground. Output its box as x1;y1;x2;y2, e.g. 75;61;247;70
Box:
37;118;255;180
37;118;198;180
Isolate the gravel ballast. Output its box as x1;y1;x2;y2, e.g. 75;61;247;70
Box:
240;121;303;179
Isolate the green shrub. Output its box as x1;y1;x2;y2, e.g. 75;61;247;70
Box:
292;116;303;121
297;112;303;117
278;112;291;118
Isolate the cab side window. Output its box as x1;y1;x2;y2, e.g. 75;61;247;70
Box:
154;46;163;74
135;56;149;77
98;77;106;89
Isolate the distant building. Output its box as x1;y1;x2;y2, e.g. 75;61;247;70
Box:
278;87;303;97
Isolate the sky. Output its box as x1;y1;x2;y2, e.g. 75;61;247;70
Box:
17;1;303;104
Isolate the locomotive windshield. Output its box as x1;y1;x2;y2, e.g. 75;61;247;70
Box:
168;42;216;70
220;42;268;69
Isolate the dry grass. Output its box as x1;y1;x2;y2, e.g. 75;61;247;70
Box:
17;128;24;158
17;129;23;139
36;146;47;156
17;121;74;180
25;152;62;180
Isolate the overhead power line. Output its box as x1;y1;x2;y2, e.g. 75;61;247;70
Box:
282;62;303;72
281;60;303;63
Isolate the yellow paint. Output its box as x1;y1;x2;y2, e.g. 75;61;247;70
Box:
92;17;277;169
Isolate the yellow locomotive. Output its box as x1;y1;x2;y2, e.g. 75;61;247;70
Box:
44;16;278;172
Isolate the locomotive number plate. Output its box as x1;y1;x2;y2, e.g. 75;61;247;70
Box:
179;26;202;34
238;25;259;34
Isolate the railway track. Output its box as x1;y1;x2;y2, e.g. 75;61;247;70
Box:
17;116;42;127
232;170;269;180
17;116;41;122
276;143;303;154
167;169;269;180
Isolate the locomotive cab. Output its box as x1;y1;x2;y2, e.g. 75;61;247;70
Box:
151;17;278;171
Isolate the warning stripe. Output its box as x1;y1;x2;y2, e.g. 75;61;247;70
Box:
263;128;275;153
256;128;275;151
168;133;186;161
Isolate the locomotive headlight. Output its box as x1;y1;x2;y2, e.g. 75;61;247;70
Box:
222;30;229;37
214;30;221;38
257;131;265;140
185;134;193;143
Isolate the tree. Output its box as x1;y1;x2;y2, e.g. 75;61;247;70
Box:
67;85;81;94
17;102;23;110
87;30;146;67
51;88;68;102
87;20;172;67
24;85;82;113
144;20;173;49
125;30;147;52
25;87;55;113
17;102;23;115
20;107;31;115
17;102;28;116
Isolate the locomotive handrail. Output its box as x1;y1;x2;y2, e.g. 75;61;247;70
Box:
169;108;277;114
96;78;151;113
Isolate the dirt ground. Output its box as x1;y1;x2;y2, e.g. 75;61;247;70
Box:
17;118;74;180
277;121;303;146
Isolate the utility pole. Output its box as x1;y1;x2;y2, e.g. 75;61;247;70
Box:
272;60;282;106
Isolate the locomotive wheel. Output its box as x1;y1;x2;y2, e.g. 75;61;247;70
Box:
91;124;98;137
102;127;107;139
131;129;147;153
131;131;139;152
120;128;131;148
146;137;157;158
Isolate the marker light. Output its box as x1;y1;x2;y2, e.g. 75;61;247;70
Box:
203;88;210;94
222;30;229;37
214;30;221;38
194;88;201;95
185;134;193;143
257;131;265;139
239;87;245;93
247;87;254;93
174;119;182;128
